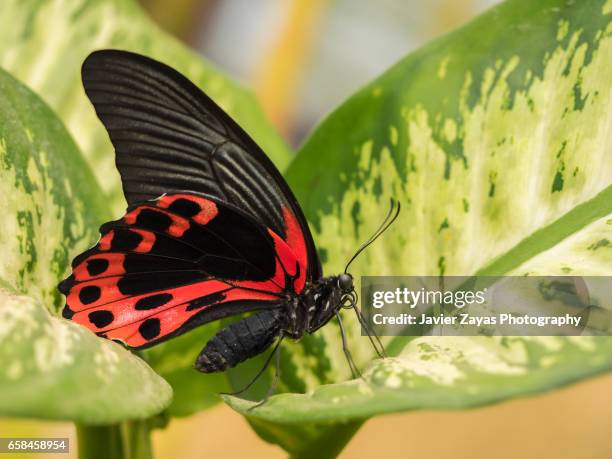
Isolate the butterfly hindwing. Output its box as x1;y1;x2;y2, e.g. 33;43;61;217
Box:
81;50;321;282
60;193;303;349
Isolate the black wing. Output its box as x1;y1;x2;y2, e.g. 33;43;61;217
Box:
81;49;321;281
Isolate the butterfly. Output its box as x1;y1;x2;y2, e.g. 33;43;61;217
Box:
58;50;398;390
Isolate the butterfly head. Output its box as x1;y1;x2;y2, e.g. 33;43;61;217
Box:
337;273;357;310
338;273;354;293
307;201;401;332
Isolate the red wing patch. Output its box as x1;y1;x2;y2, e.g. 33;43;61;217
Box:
59;193;307;349
279;208;309;293
157;193;218;225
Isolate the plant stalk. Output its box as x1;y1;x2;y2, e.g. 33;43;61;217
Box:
76;419;153;459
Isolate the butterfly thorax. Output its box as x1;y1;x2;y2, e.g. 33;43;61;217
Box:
280;274;353;340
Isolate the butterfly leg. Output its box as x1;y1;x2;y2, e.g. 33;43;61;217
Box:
351;304;387;358
247;336;283;411
336;312;362;379
222;335;283;397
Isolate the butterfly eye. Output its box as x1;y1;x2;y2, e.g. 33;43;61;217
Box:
338;273;353;291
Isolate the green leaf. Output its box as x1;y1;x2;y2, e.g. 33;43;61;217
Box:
228;0;612;454
0;68;171;423
0;0;292;418
0;67;108;313
0;0;290;212
226;336;612;422
0;289;172;423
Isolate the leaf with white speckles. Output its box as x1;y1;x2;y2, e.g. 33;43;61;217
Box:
227;0;612;455
0;67;108;314
226;336;612;422
0;289;172;423
0;69;171;422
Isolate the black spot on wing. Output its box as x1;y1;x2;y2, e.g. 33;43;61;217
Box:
111;229;144;251
185;291;227;311
117;271;204;296
79;285;101;305
58;275;75;294
167;198;201;218
134;208;173;232
89;310;114;328
62;305;74;319
87;258;109;276
139;318;161;340
135;293;174;310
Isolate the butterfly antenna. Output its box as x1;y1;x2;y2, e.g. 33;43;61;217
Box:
344;199;401;274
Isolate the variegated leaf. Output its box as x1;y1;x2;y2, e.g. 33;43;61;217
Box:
0;68;171;422
227;0;612;455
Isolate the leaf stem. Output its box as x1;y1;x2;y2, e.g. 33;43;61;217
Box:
76;420;153;459
122;420;153;459
77;424;124;459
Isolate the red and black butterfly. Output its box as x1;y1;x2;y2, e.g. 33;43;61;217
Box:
58;50;396;384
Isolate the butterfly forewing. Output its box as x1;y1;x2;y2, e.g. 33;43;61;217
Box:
81;50;321;281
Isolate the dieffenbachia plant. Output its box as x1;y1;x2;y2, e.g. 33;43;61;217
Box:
0;0;610;458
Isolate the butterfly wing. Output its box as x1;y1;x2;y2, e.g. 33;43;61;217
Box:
81;49;321;281
59;193;304;349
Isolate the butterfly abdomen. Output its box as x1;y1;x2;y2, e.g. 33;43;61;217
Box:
195;310;282;373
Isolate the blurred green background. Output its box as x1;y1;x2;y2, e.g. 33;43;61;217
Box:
140;0;499;144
